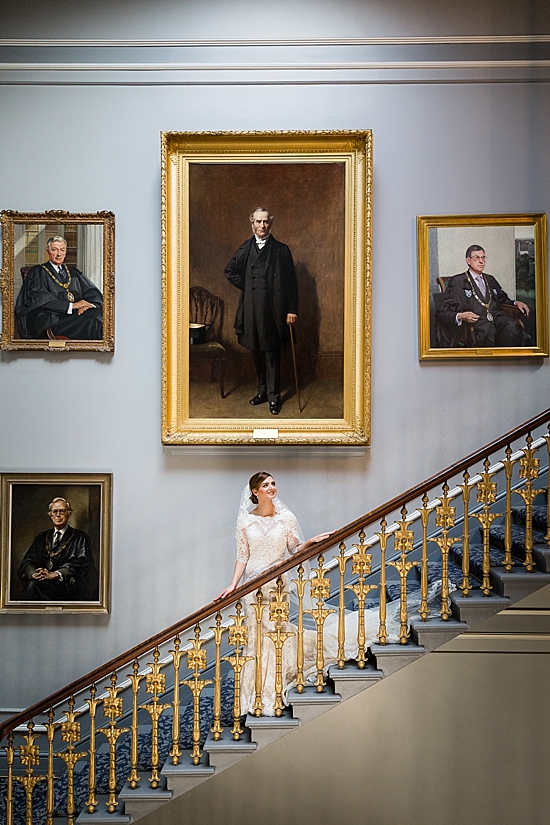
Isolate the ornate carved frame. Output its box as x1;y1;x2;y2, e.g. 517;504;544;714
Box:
161;130;372;446
417;212;548;360
0;210;115;352
0;472;112;614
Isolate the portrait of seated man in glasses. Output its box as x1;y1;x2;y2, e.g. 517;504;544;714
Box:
18;497;95;601
15;235;103;340
435;244;530;347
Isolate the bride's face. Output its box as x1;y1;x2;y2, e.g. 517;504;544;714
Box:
253;476;277;505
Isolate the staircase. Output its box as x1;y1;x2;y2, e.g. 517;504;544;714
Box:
2;410;550;825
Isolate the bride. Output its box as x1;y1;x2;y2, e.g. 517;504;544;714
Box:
216;471;348;716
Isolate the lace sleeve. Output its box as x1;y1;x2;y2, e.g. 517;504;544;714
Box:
236;517;250;564
285;511;302;554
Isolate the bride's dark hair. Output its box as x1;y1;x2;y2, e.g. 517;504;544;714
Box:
248;471;273;505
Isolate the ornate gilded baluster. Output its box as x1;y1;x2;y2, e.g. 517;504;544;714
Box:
345;531;377;668
127;661;143;786
222;601;254;738
44;709;56;825
388;508;418;644
514;434;543;572
210;616;224;741
15;720;48;825
419;494;430;620
458;470;472;596
305;556;336;691
472;459;501;595
252;589;266;716
292;564;308;690
3;731;15;825
429;483;460;621
97;673;130;813
376;519;389;644
140;648;171;786
84;684;100;812
502;446;515;571
181;625;213;765
264;576;295;715
335;542;348;668
169;637;185;764
55;697;87;825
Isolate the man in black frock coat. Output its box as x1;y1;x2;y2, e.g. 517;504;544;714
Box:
18;497;94;601
225;208;298;415
435;244;530;347
15;236;103;340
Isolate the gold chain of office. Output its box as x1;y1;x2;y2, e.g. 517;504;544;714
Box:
466;270;494;322
42;263;75;302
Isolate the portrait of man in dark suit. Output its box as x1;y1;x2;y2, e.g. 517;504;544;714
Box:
225;207;298;415
435;244;530;347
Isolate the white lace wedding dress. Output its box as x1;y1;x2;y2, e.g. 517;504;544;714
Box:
235;503;399;716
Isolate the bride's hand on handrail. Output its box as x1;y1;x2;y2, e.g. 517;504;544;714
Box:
214;583;237;601
298;531;336;552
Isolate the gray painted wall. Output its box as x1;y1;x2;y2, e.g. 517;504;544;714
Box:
1;0;549;710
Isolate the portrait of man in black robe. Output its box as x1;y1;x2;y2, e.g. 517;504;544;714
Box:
18;497;95;601
15;235;103;340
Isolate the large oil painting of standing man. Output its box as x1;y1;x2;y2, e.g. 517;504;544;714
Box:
162;131;372;446
0;210;115;351
0;473;112;613
417;213;548;359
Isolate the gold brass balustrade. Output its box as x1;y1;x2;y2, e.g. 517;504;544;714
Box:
346;531;378;667
2;416;550;825
140;648;171;786
515;434;543;572
181;625;212;765
97;673;130;813
85;684;100;810
265;577;295;715
56;698;87;825
222;601;253;739
127;662;143;788
388;508;418;644
306;555;335;691
169;636;185;763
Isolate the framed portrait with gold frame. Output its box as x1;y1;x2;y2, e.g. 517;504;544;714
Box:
0;473;112;614
0;210;115;352
417;213;548;360
161;130;372;446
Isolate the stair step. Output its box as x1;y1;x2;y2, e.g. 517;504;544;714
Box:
410;617;469;652
204;728;257;771
287;685;341;722
489;567;550;601
161;756;215;797
327;662;384;701
369;643;426;677
118;779;172;819
245;708;300;749
450;590;511;625
414;561;465;589
489;524;547;559
77;796;131;824
513;504;548;532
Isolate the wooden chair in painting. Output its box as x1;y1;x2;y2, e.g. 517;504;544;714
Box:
189;285;226;398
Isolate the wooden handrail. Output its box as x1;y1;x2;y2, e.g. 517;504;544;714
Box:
2;406;549;739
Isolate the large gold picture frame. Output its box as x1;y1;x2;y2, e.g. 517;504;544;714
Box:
1;210;115;352
418;213;548;360
161;130;372;446
0;473;112;614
